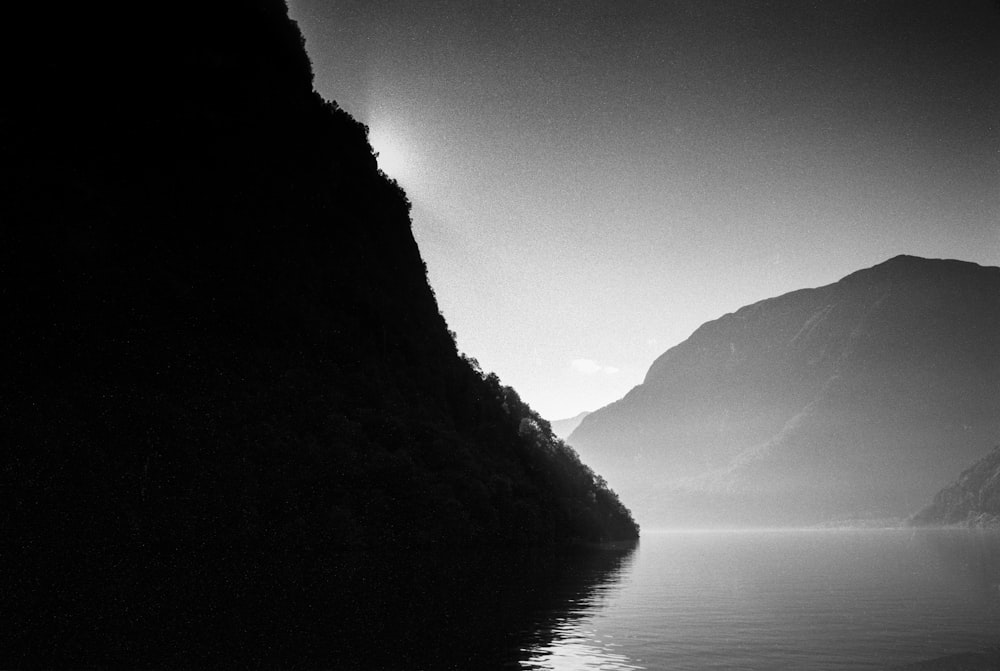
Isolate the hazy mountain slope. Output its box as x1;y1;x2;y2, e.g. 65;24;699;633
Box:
910;447;1000;527
552;411;591;440
569;256;1000;526
0;1;635;664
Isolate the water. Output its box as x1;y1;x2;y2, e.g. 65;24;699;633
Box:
242;529;1000;668
519;529;1000;670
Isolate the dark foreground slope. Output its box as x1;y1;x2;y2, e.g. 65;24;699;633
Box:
911;447;1000;528
569;256;1000;526
0;1;635;664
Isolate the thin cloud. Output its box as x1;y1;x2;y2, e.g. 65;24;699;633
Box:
571;359;619;375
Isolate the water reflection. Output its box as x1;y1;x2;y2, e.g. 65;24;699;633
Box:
523;638;643;671
277;541;640;669
266;530;1000;669
519;544;642;670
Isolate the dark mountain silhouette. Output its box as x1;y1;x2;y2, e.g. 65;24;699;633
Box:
910;446;1000;528
568;256;1000;527
551;411;592;439
1;0;635;664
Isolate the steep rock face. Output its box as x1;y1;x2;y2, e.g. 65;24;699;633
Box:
1;1;635;664
911;447;1000;527
569;256;1000;526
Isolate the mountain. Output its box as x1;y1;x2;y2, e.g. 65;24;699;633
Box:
1;1;635;664
569;256;1000;527
910;446;1000;528
551;411;592;440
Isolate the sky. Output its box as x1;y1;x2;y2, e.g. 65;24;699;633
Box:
288;0;999;421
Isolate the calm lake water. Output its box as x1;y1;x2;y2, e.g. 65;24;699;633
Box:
519;529;1000;670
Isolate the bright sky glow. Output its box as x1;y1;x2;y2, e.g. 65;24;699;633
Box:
368;117;418;186
290;0;1000;420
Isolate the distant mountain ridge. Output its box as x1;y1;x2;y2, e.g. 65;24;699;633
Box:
569;255;1000;526
551;412;591;440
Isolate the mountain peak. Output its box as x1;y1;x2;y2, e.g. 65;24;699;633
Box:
843;254;995;284
569;255;1000;527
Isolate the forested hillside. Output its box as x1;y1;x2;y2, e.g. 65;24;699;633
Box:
0;1;636;664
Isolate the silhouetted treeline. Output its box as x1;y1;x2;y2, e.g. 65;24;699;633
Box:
0;0;636;665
